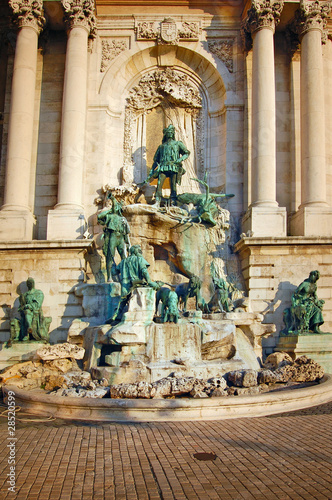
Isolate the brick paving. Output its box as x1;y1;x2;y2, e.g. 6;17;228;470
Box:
0;402;331;500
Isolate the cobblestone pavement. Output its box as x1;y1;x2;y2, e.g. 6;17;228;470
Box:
0;402;331;500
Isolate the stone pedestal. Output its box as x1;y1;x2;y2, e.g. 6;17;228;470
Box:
290;206;332;237
276;333;332;373
74;282;121;325
146;323;201;363
242;206;287;237
0;210;36;240
47;209;86;240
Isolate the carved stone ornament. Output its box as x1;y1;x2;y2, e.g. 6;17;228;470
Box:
127;68;202;111
294;0;331;37
242;0;284;50
136;18;200;43
9;0;45;32
61;0;97;38
100;39;129;72
208;39;234;72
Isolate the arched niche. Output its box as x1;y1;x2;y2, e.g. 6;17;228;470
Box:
98;44;228;193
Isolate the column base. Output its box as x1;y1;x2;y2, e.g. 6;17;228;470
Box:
242;206;287;237
47;208;86;240
0;209;36;241
290;206;332;237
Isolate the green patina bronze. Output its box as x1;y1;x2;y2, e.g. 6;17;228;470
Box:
10;278;51;344
142;124;190;205
97;194;131;282
281;270;325;335
107;244;159;322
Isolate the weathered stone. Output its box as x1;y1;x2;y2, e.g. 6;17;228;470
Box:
228;385;263;396
63;370;92;387
208;376;228;390
37;343;85;360
151;378;172;398
264;352;293;370
227;369;258;387
201;338;236;361
275;356;324;383
43;359;73;373
110;383;138;399
258;369;283;385
44;374;66;392
210;388;228;397
191;389;209;398
171;376;197;395
137;381;154;399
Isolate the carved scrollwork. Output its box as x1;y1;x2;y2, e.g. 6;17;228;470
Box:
61;0;97;38
242;0;284;50
100;39;129;72
9;0;45;32
127;68;202;111
208;39;234;72
294;0;331;37
178;21;200;40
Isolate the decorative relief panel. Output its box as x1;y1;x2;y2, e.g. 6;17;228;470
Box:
208;39;234;72
135;17;200;43
100;38;129;72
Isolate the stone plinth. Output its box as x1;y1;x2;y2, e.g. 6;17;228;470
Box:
75;282;121;325
276;333;332;373
290;207;332;237
242;206;287;237
0;342;46;371
146;323;201;363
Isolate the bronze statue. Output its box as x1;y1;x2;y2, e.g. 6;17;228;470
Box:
97;195;130;282
208;277;230;313
143;124;190;206
281;270;325;335
10;278;51;343
108;244;159;322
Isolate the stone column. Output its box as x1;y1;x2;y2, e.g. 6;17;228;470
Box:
290;0;332;236
47;0;96;240
242;0;287;237
0;0;45;240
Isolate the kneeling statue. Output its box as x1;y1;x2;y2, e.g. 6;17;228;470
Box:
10;278;52;343
281;270;325;335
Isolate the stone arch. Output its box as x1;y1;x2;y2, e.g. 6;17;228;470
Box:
97;43;231;193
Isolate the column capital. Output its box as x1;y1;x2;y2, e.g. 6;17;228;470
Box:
242;0;284;50
294;0;331;37
9;0;45;34
61;0;97;38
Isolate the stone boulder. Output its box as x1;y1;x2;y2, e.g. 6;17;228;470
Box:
275;356;324;383
264;352;293;370
227;369;258;388
37;343;85;360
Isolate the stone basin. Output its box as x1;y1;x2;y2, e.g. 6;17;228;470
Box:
3;375;332;422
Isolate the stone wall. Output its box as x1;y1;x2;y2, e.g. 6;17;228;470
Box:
0;242;93;345
235;238;332;356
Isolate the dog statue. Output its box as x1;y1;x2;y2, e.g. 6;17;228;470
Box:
155;287;180;323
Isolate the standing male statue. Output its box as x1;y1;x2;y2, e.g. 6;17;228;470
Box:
143;124;190;206
97;195;131;282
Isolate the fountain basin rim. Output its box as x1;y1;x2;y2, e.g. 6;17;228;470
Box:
3;375;332;422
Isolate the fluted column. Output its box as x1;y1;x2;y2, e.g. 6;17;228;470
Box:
242;0;287;237
0;0;45;240
290;0;332;236
47;0;96;240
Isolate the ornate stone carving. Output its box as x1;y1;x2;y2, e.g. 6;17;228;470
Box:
100;39;128;72
294;0;331;37
208;39;234;72
242;0;284;50
127;68;202;111
135;18;200;43
61;0;96;38
9;0;45;32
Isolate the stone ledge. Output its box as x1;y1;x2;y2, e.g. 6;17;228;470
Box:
0;240;95;251
234;236;332;252
3;375;332;422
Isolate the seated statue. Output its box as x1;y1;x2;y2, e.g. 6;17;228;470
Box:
107;245;159;322
281;270;325;335
10;278;52;343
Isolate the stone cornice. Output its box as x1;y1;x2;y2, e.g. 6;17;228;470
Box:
9;0;45;33
241;0;284;50
61;0;97;38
